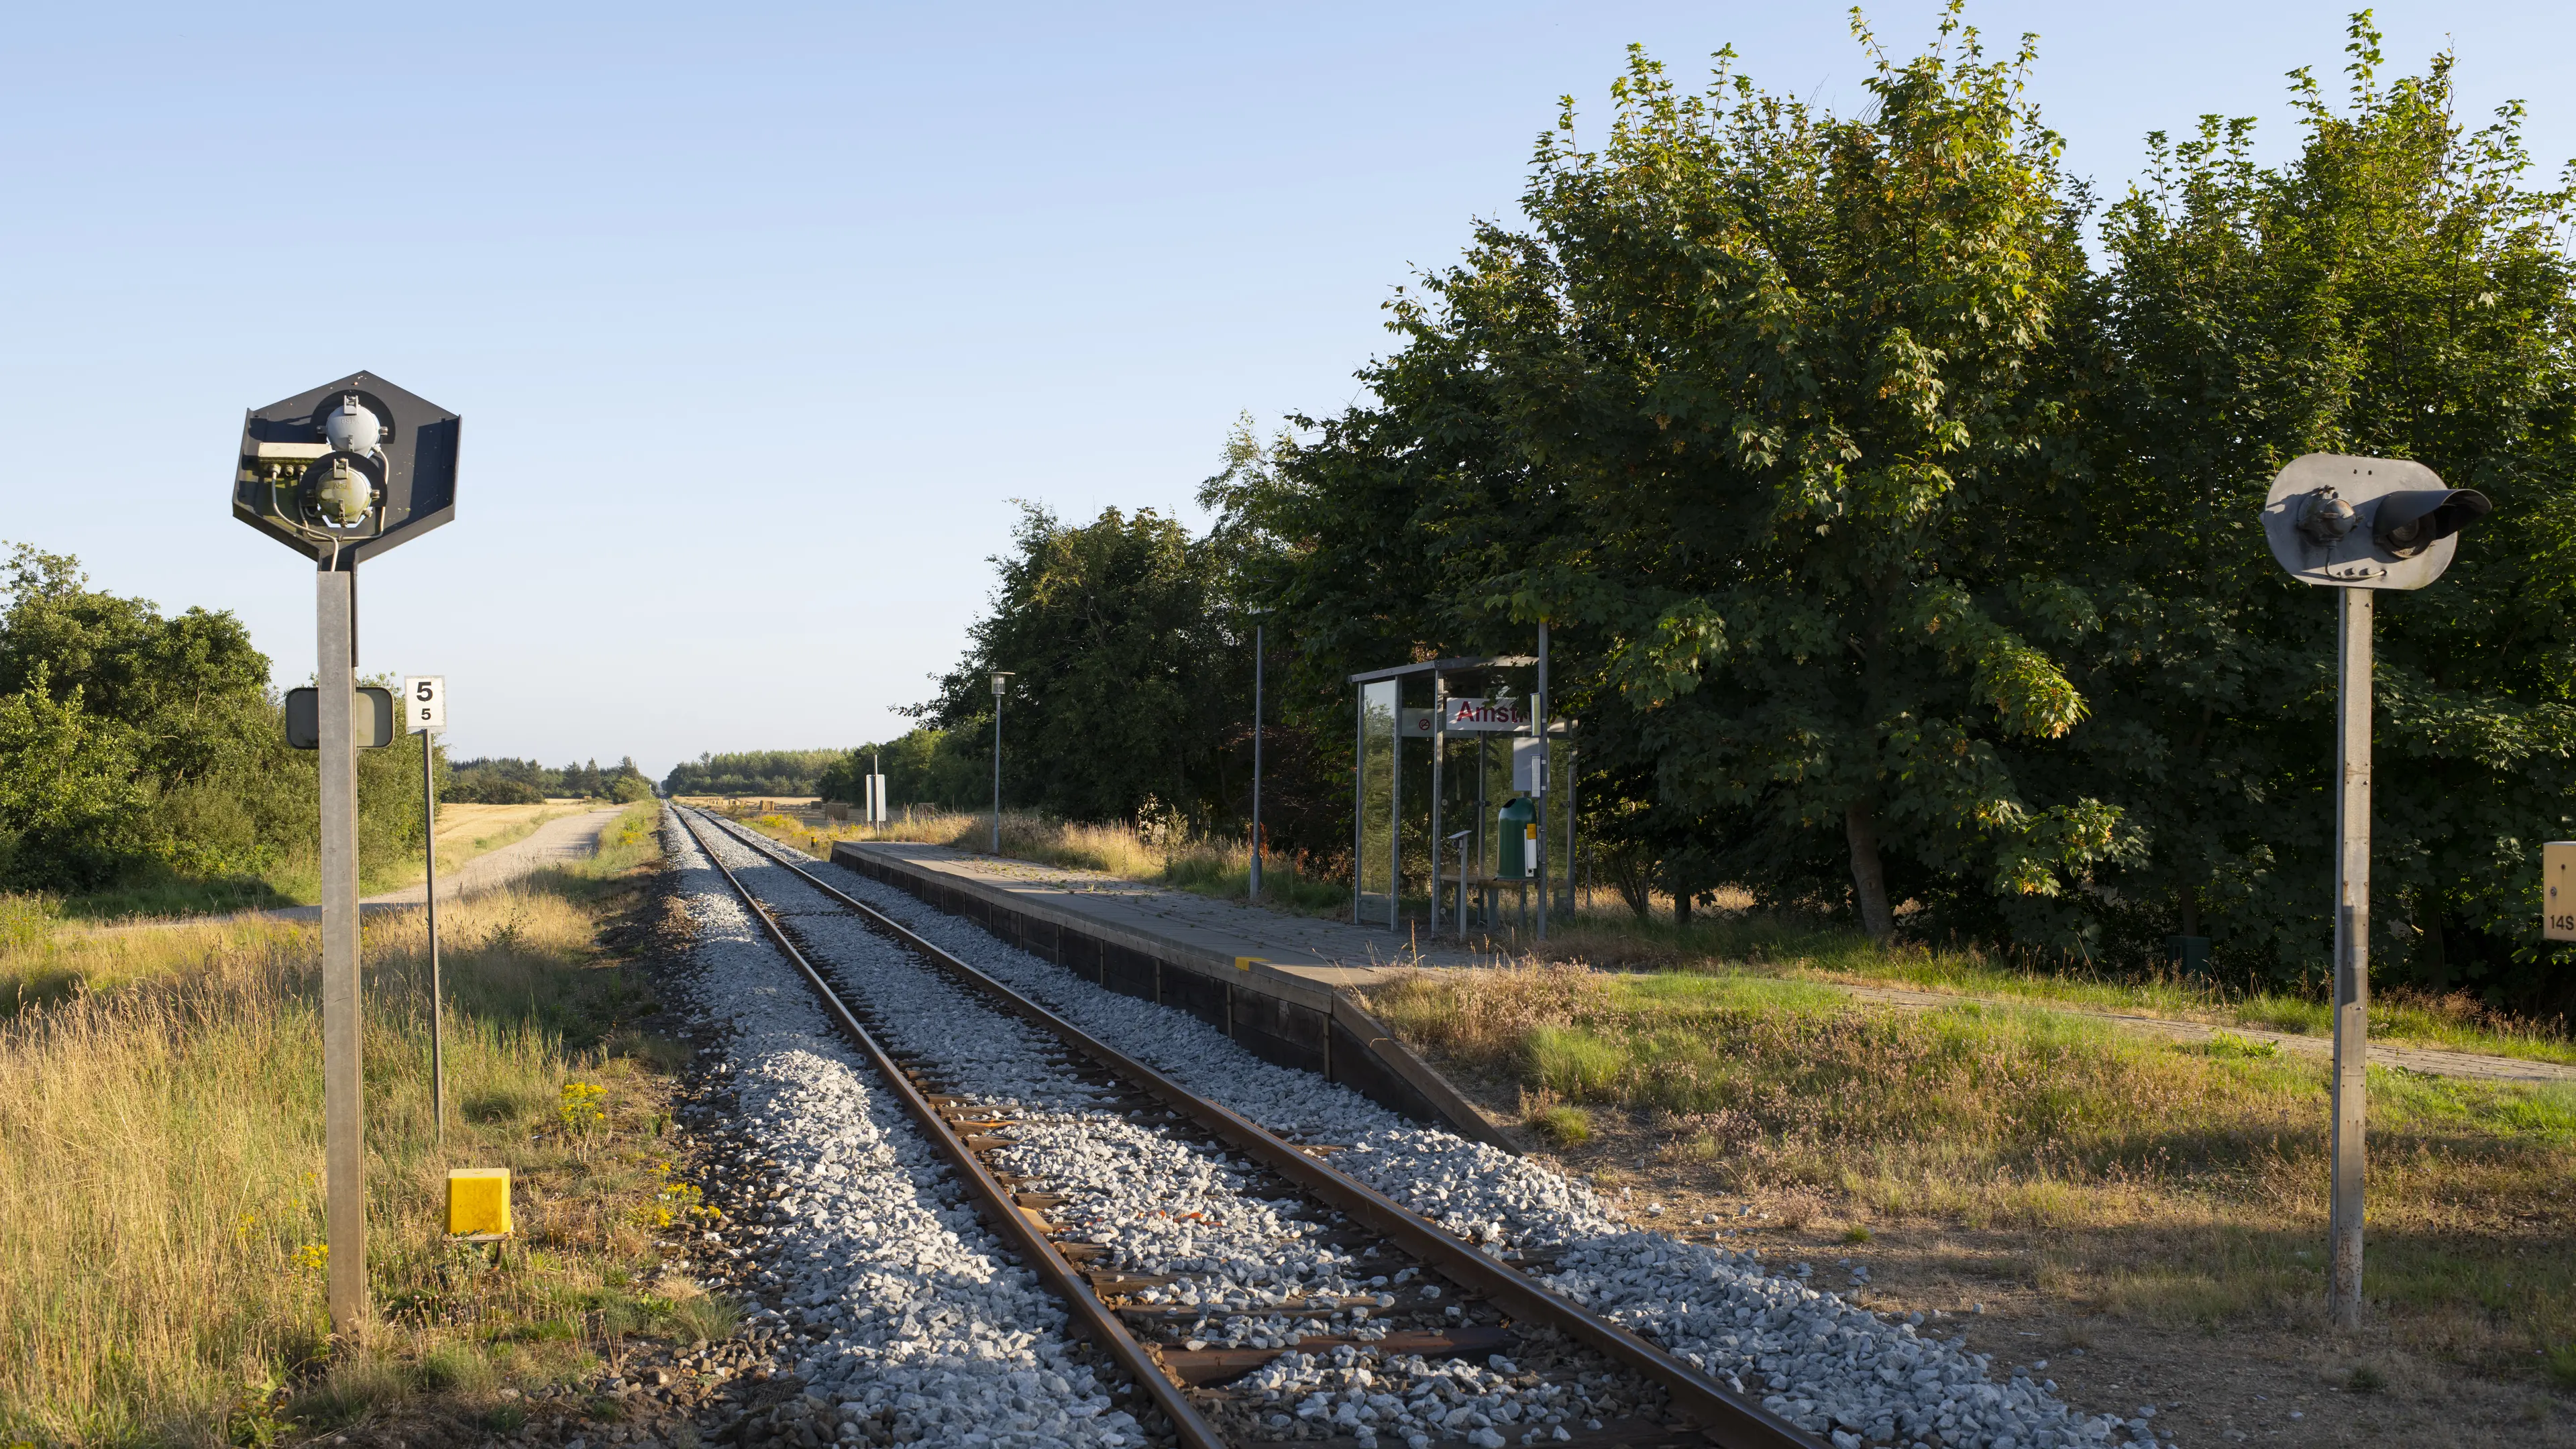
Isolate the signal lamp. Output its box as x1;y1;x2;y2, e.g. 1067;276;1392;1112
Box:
2371;488;2492;557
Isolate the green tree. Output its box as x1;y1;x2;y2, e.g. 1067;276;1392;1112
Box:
1237;17;2129;939
0;668;148;887
0;544;433;899
920;504;1248;824
2068;18;2576;998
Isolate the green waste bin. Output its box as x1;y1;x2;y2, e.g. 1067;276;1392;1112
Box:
1497;796;1538;880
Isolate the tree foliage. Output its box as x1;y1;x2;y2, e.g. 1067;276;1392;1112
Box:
916;504;1251;824
2061;21;2576;1000
0;545;423;896
922;15;2576;1016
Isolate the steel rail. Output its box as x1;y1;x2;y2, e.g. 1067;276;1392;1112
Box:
671;808;1226;1449
693;809;1823;1449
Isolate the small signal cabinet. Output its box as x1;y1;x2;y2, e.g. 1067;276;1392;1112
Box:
2546;841;2576;942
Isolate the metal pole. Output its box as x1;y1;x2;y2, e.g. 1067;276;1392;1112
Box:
317;564;365;1337
1388;683;1401;932
1473;736;1487;932
991;684;1004;854
2329;586;2373;1329
1536;621;1549;943
1430;672;1445;937
1241;624;1252;897
1564;744;1577;920
1352;684;1364;926
423;727;442;1152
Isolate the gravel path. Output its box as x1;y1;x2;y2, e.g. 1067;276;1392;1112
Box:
702;814;2156;1449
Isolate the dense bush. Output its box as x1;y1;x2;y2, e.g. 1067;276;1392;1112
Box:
0;546;428;902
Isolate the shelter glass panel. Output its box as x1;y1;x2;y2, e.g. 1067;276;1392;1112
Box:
1357;680;1396;924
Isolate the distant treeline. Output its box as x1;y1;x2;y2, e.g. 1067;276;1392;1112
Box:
660;749;845;798
814;730;992;814
445;757;653;805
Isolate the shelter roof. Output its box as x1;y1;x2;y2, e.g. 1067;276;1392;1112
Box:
1346;655;1536;684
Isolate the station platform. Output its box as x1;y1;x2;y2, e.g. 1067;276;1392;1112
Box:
824;839;1515;1148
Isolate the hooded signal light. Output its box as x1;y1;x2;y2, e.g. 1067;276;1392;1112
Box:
2371;488;2493;558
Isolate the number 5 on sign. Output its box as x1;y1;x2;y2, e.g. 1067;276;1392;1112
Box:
402;676;446;734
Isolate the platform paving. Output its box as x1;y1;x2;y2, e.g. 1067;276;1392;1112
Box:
833;841;1489;993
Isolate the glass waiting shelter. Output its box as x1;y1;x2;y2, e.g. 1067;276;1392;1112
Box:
1348;653;1576;940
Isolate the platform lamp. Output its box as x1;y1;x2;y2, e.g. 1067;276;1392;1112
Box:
233;373;461;1339
2259;453;2489;1330
991;672;1014;854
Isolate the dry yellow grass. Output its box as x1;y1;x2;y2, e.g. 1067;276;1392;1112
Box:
732;806;1351;913
0;802;715;1446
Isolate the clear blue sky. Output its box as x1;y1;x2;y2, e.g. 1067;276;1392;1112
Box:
5;3;2569;780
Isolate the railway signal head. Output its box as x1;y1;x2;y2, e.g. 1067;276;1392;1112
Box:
235;372;460;564
2261;453;2489;590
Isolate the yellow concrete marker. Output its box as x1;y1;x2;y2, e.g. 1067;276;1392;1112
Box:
1234;956;1268;972
446;1167;513;1238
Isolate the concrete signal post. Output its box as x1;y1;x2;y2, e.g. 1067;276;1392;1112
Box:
2259;453;2489;1330
235;374;461;1338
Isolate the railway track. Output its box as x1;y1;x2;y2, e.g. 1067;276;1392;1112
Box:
672;806;1821;1449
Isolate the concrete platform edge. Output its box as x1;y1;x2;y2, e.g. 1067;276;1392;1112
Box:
830;840;1519;1153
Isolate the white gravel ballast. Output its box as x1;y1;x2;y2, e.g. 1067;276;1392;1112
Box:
665;816;1144;1448
724;822;2156;1449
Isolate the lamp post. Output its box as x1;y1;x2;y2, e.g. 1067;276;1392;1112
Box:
2259;453;2489;1330
1250;623;1265;902
991;672;1013;854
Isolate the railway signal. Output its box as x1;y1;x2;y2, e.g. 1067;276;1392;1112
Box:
2258;452;2489;1331
234;372;462;1338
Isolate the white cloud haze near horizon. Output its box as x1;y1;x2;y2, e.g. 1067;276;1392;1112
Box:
5;1;2571;780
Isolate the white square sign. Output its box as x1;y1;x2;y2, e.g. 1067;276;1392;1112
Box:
401;675;446;734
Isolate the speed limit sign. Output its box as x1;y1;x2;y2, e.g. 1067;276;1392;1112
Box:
400;676;446;734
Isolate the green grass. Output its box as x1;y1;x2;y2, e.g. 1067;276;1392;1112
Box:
1525;1103;1593;1147
1368;963;2576;1381
1534;905;2576;1067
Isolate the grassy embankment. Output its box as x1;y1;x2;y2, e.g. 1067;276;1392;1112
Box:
727;805;1351;915
731;808;2573;1067
1366;965;2576;1390
0;800;728;1447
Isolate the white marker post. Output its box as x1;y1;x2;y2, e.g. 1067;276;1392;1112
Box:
403;676;448;1146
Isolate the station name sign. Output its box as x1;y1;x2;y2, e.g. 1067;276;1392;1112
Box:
1446;696;1533;732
